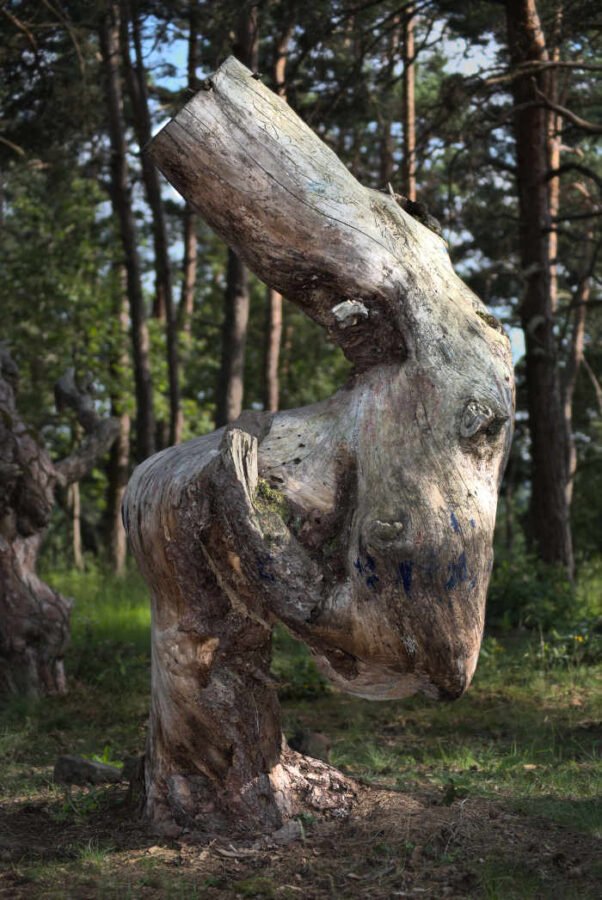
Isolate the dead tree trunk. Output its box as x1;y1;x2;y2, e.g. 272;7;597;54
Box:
0;353;118;696
125;57;514;837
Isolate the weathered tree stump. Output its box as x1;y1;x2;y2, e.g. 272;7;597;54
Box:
0;352;119;696
125;57;514;837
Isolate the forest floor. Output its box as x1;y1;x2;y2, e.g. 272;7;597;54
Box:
0;571;600;899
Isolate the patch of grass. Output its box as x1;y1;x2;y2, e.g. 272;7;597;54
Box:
233;875;277;897
0;567;600;898
478;857;548;899
271;625;328;700
292;634;602;835
0;570;150;804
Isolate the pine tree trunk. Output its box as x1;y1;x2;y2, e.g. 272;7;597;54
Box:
69;481;84;571
261;24;292;413
402;4;416;201
121;1;182;445
505;0;573;575
216;3;259;426
216;249;250;426
126;57;515;836
179;0;199;338
264;287;283;412
105;277;131;576
100;3;155;461
106;410;130;576
563;237;593;510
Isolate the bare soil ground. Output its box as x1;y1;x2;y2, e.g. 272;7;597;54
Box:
1;775;599;898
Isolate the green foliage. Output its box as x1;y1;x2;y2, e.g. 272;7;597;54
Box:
255;478;288;518
271;625;328;700
488;550;577;631
529;620;602;670
88;744;124;770
47;567;150;691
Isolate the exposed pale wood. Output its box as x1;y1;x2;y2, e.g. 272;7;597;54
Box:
126;57;515;836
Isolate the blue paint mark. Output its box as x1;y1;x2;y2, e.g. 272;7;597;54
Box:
366;574;380;590
450;511;461;534
398;560;413;596
366;554;377;573
354;557;364;575
469;518;476;529
445;552;468;591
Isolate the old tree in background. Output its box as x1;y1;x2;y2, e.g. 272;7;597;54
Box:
0;352;118;695
125;59;514;835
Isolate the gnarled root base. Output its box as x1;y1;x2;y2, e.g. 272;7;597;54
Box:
144;744;357;839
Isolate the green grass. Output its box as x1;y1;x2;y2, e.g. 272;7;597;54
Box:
1;567;600;898
277;627;602;837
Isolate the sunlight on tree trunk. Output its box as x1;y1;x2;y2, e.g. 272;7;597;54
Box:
125;57;514;837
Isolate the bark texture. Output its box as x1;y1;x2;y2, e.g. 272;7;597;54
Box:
121;0;182;445
126;57;515;836
100;3;155;461
179;0;200;338
402;5;416;202
0;352;118;696
215;3;259;427
506;0;573;574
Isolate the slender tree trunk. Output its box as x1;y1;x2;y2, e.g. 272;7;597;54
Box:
402;4;416;201
179;0;199;338
563;233;594;510
106;408;130;575
262;23;292;413
100;4;155;461
106;281;131;576
264;287;283;412
215;3;259;426
121;2;182;445
69;481;84;571
547;23;562;314
380;16;399;188
216;249;250;425
506;0;573;576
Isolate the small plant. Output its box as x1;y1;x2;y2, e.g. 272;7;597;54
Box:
88;744;123;770
255;478;288;519
530;619;602;669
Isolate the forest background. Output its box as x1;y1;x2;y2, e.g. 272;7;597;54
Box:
0;0;601;896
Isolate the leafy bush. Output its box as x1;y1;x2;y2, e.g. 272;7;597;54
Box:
487;551;576;631
529;619;602;670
